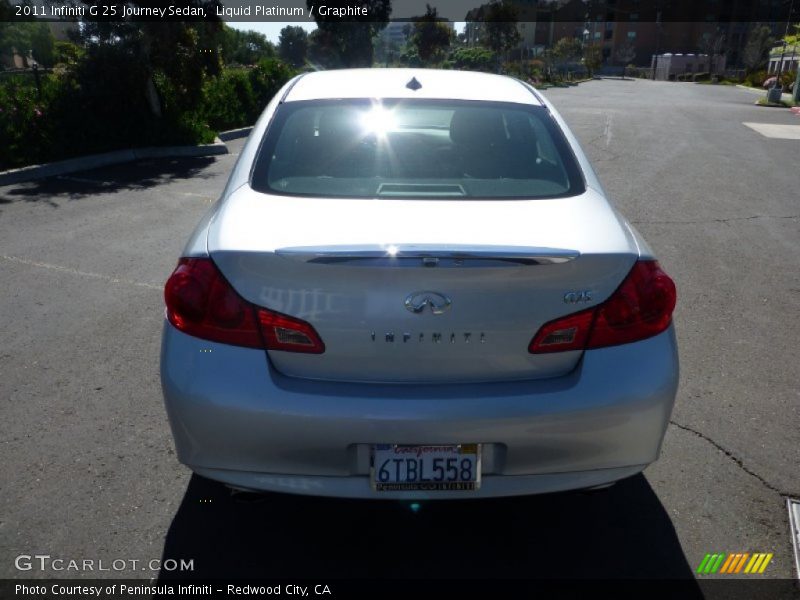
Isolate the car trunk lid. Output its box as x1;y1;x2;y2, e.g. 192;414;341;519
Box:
208;187;638;383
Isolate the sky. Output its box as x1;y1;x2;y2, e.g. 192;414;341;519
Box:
229;21;466;44
229;22;317;43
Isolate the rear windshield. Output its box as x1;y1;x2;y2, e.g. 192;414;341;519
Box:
251;99;585;199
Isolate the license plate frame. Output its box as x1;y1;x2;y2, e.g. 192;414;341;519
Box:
370;444;482;492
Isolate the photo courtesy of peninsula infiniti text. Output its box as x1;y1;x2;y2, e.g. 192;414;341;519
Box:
160;68;679;499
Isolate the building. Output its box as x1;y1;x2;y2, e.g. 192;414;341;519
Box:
768;43;799;74
379;19;455;48
651;53;727;80
379;21;413;47
1;20;78;70
464;0;789;69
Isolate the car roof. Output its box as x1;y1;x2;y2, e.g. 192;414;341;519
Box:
283;68;542;106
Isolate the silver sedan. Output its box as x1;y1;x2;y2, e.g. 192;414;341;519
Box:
160;68;678;499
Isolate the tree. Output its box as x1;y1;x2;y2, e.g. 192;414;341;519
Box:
307;28;342;69
53;40;84;67
278;25;308;68
469;1;521;55
410;4;452;64
374;32;403;66
306;0;391;67
221;26;276;65
0;21;55;67
614;41;636;78
485;1;521;54
698;30;726;75
583;44;602;77
29;22;55;67
552;37;582;74
742;25;773;73
0;22;32;64
72;6;226;124
399;44;423;67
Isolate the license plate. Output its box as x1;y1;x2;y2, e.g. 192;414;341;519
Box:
371;444;481;491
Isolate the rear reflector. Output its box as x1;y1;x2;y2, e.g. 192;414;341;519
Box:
165;258;324;353
529;260;676;353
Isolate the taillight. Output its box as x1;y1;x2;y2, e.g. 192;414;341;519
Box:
257;309;326;354
165;258;325;353
528;307;595;353
529;260;676;353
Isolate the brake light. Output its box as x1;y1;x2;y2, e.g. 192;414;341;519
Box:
165;258;325;353
529;260;676;353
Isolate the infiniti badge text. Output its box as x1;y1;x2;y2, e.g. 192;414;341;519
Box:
371;331;486;344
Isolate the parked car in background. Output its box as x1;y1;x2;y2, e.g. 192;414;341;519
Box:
161;68;678;499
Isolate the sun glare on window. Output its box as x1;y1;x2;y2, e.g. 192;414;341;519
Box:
360;106;396;137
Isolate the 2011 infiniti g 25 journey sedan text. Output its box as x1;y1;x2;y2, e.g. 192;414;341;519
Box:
160;69;678;499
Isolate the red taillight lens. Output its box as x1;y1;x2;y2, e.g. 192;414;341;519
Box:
528;307;595;353
257;310;326;354
587;260;676;348
529;260;676;353
165;258;324;353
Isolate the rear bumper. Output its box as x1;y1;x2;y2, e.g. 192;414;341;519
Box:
160;322;679;499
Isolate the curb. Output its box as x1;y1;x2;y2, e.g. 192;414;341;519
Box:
0;138;228;186
754;101;792;108
737;84;794;101
218;126;253;142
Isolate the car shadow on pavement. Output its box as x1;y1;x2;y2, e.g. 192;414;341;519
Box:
0;157;218;203
158;473;701;586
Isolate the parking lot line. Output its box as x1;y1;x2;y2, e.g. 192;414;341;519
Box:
0;254;161;290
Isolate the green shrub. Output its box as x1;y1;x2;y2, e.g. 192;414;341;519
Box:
0;74;56;169
778;69;797;90
744;69;769;87
200;60;295;131
0;48;294;169
248;58;295;114
443;47;496;73
201;69;254;131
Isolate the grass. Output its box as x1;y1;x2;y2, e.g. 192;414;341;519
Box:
533;78;594;90
695;79;737;86
755;96;797;107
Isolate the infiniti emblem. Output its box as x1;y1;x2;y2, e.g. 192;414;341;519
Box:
404;291;452;315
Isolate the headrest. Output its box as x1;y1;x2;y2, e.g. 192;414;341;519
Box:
449;108;508;147
503;111;538;146
318;108;362;139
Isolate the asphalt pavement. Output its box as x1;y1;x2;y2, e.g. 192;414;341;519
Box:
0;79;798;588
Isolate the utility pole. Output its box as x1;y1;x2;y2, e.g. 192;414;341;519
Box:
794;65;800;102
794;40;800;102
31;59;41;100
774;0;795;95
651;8;662;80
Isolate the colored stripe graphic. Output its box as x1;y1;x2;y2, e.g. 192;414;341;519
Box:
697;554;712;574
734;553;750;573
710;554;726;573
758;554;773;573
751;554;766;573
697;552;772;574
719;554;736;574
745;554;759;573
